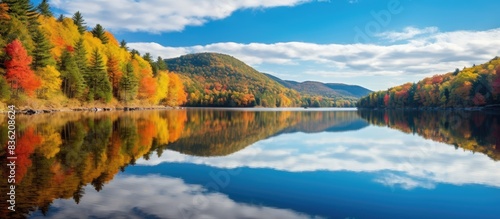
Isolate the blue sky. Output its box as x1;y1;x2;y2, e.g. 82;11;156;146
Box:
38;0;500;90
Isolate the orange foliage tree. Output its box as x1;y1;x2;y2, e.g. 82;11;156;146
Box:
107;55;122;97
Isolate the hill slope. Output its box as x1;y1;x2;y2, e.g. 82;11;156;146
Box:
263;73;371;98
357;57;500;108
166;53;360;107
166;53;301;107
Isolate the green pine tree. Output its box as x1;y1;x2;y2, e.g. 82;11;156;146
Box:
142;52;158;76
74;38;88;74
57;14;65;22
37;0;53;17
0;76;11;101
72;11;86;34
87;48;112;102
3;0;37;23
91;24;108;44
32;28;54;70
59;50;86;98
120;62;138;102
120;39;128;50
156;56;167;70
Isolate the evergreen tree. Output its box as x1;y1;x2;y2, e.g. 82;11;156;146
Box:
142;53;152;63
86;48;112;102
156;56;167;70
37;0;52;17
120;39;128;50
130;49;140;58
59;50;85;98
91;24;108;44
3;0;38;31
72;11;86;34
120;62;138;102
31;28;54;70
74;38;88;74
142;53;158;76
57;14;64;22
0;76;11;100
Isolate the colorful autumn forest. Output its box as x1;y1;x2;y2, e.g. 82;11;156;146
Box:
357;57;500;108
0;1;187;109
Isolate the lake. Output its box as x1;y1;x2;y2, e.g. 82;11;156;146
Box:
1;108;499;219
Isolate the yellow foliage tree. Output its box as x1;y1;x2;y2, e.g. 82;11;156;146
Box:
153;71;170;104
166;73;187;106
36;65;62;99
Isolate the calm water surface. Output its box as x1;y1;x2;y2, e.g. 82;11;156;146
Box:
1;108;499;219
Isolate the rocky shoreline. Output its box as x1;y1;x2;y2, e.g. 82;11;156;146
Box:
3;106;183;115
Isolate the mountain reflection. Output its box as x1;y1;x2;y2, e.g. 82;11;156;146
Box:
0;109;365;218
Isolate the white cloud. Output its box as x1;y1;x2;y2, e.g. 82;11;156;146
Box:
129;28;500;90
32;175;316;219
50;0;314;33
374;173;436;190
376;26;439;42
136;127;500;190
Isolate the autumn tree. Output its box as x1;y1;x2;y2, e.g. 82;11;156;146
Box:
166;73;187;106
107;55;122;97
86;48;112;102
36;65;61;99
4;39;41;96
72;11;86;34
153;71;169;104
91;24;108;44
138;75;157;100
37;0;52;17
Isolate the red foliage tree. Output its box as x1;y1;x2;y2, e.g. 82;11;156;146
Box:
4;39;41;96
383;93;390;106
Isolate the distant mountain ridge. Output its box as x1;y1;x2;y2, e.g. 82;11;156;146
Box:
166;53;370;107
263;73;371;98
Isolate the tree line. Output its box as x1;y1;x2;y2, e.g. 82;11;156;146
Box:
357;57;500;108
0;1;187;107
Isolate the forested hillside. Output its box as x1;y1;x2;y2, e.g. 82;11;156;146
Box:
264;73;371;99
0;1;187;109
167;53;358;107
357;57;500;108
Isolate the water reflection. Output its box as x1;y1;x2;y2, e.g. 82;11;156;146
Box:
0;109;499;218
0;109;365;218
357;110;500;161
30;175;317;219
